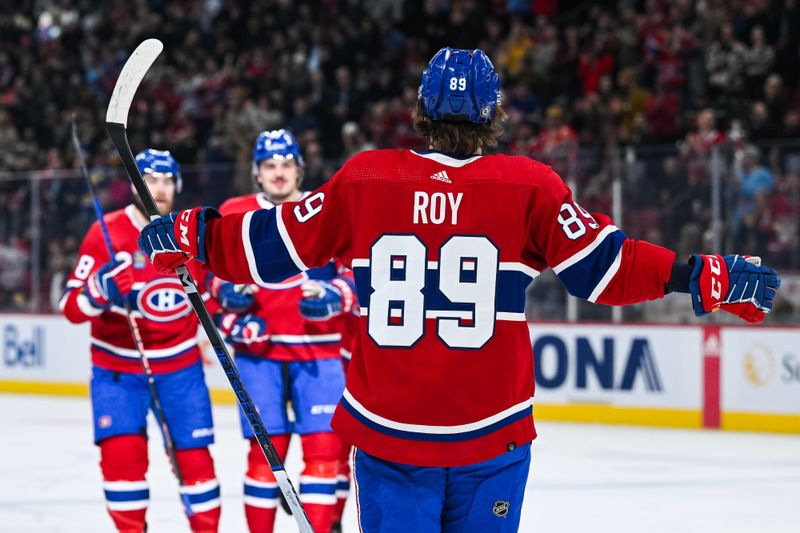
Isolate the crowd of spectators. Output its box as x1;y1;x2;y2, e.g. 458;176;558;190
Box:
0;0;798;318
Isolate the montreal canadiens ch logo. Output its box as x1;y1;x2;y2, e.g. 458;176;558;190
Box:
136;278;192;322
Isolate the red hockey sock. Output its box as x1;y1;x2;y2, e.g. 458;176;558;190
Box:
332;444;352;524
176;447;220;533
300;433;341;533
244;435;291;533
99;435;149;533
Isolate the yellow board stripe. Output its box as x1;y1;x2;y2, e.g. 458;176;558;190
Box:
209;388;236;405
3;381;799;434
0;380;89;396
533;403;702;429
722;412;800;434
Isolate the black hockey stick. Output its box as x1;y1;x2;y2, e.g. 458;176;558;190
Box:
104;39;314;533
71;116;194;517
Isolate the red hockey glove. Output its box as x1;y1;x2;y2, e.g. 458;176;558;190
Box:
138;207;220;273
689;254;781;324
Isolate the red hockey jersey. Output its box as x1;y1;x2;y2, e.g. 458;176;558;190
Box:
203;150;676;467
216;192;345;361
61;205;208;374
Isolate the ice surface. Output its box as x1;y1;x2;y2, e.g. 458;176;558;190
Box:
1;394;798;532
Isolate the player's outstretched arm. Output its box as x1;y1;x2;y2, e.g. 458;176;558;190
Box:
139;174;348;286
138;205;309;285
528;166;781;324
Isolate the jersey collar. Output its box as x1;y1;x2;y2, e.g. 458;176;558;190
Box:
410;150;482;168
257;191;310;209
256;193;275;209
125;204;145;231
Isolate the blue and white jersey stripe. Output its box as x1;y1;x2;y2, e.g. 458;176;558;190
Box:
552;226;626;302
180;479;221;514
352;260;538;321
243;477;279;508
270;333;342;346
103;480;149;511
300;475;338;505
242;207;304;286
340;388;533;442
90;337;197;360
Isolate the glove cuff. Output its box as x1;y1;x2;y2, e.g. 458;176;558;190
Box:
175;207;220;262
83;274;109;310
688;253;728;317
330;278;356;314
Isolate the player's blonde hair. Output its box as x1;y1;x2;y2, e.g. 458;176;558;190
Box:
413;100;507;156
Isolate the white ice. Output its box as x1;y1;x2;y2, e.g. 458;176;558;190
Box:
1;394;798;532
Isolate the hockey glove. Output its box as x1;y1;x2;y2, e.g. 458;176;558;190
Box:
689;254;781;324
137;207;220;274
214;312;269;346
209;277;256;313
84;253;134;310
298;279;355;321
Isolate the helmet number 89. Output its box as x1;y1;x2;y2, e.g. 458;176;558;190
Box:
449;77;467;91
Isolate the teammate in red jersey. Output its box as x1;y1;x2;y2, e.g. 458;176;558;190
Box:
208;129;355;533
61;150;221;533
139;49;781;532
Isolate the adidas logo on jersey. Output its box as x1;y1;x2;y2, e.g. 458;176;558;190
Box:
430;170;452;184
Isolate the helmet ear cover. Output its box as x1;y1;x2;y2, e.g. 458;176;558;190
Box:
418;47;501;125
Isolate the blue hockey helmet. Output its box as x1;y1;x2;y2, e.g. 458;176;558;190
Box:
134;149;182;193
252;129;304;171
418;47;501;124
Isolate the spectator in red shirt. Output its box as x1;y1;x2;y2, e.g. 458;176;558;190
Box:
578;39;615;95
680;108;728;187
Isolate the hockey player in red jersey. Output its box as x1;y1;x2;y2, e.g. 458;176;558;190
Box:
139;49;781;532
329;305;358;531
208;129;355;533
61;150;221;532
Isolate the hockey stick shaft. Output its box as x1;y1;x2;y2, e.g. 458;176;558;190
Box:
71;118;194;517
105;39;313;533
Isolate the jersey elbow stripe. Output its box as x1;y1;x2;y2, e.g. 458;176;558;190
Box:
555;229;626;300
275;204;309;271
244;208;304;284
552;226;619;274
587;247;623;302
341;389;533;442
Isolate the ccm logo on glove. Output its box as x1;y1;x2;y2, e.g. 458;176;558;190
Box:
707;256;723;301
178;209;192;247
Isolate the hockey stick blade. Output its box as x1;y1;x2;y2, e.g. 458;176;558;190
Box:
105;40;314;533
106;39;163;127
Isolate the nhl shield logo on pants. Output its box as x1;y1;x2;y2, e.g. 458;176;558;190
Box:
493;500;510;518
